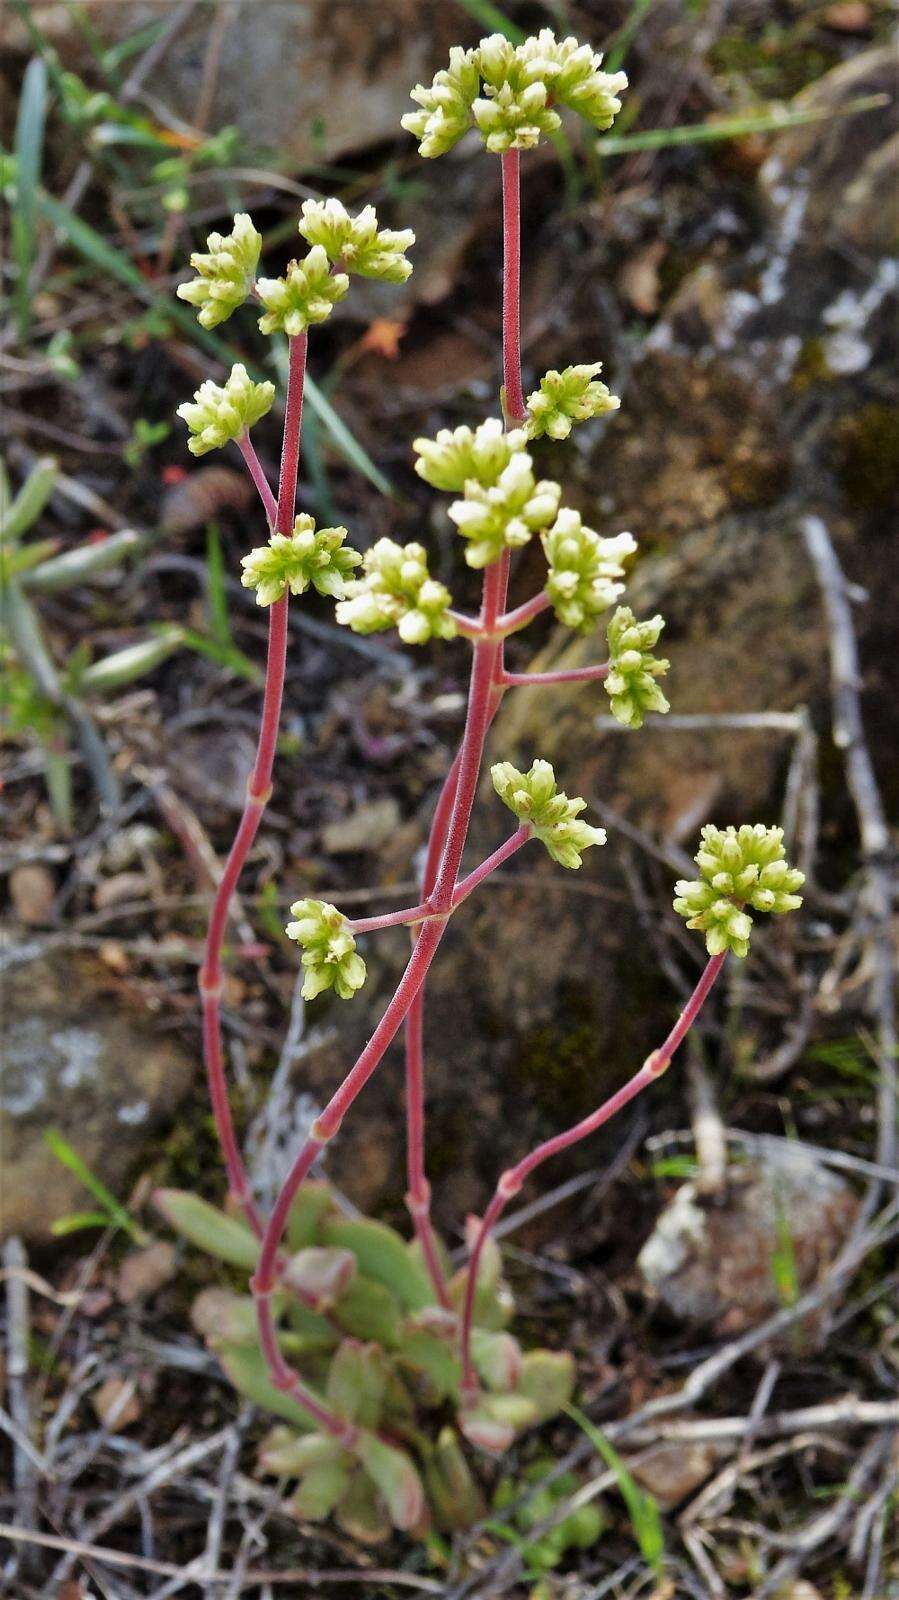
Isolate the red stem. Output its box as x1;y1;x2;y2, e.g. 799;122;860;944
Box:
199;332;307;1236
501;663;610;688
497;590;551;636
459;952;728;1392
404;752;462;1303
501;150;527;425
451;824;530;906
237;434;278;525
276;333;308;533
347;900;433;935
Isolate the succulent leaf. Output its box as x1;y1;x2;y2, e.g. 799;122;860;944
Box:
355;1433;426;1531
397;1328;461;1402
258;1426;345;1476
326;1339;388;1427
282;1246;357;1310
216;1343;321;1431
332;1274;403;1349
424;1428;486;1531
470;1328;523;1392
290;1459;352;1521
517;1348;575;1419
321;1217;433;1310
154;1189;258;1269
336;1466;393;1543
287;1181;338;1250
460;1392;541;1454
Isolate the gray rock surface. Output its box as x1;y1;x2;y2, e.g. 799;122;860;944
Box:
2;2;468;167
637;1146;859;1334
0;944;193;1244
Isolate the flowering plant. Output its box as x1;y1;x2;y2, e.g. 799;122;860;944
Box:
159;28;804;1543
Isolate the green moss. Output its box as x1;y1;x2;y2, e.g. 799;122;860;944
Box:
710;25;840;101
833;403;899;511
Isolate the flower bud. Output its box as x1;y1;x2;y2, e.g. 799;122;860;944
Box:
241;515;361;607
491;758;605;869
299;198;414;283
176;364;274;456
449;455;561;569
176;213;261;329
604;606;670;728
401;46;481;158
256;246;348;335
335;538;455;643
543;512;635;632
413;417;527;493
285;899;367;1001
674;824;805;958
525;363;620;441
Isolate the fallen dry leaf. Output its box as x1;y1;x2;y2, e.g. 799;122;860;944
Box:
117;1241;176;1305
358;317;407;359
91;1375;142;1432
619;240;666;316
823;0;871;29
9;863;56;925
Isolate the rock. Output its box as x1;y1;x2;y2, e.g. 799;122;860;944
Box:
637;1145;859;1336
2;3;468;170
0;946;193;1245
117;1241;177;1305
758;48;896;253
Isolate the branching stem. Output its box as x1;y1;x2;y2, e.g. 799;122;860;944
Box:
237;435;277;525
501;663;609;688
459;951;728;1393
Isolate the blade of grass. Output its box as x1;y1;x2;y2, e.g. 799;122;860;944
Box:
44;1129;147;1243
12;56;48;335
2;578;120;809
565;1403;665;1575
29;186;392;495
452;0;524;40
51;1210;114;1237
204;523;230;648
181;627;259;682
597;92;888;154
606;0;657;73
